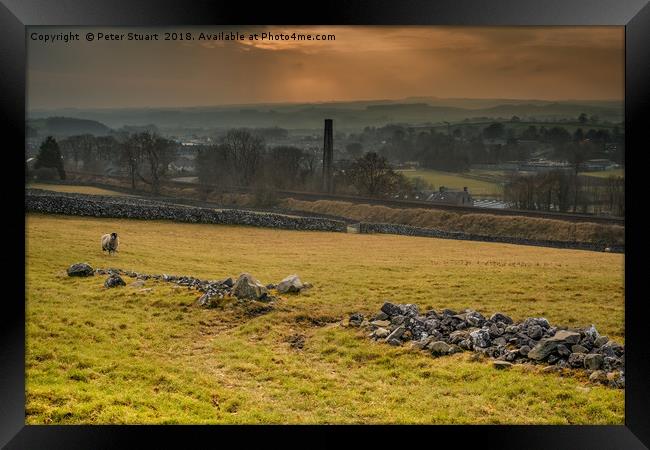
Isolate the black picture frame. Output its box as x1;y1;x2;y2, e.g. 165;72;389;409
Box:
2;0;649;448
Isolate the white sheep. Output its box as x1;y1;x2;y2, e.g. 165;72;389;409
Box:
101;232;120;255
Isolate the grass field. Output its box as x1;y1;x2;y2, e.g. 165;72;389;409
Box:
27;183;129;197
580;169;625;179
397;169;503;196
26;214;624;424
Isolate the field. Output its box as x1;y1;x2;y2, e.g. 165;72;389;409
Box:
397;169;503;196
26;214;624;424
27;183;128;197
581;169;625;179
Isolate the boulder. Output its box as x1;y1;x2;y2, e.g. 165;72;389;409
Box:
571;344;588;354
349;313;364;327
104;274;126;288
385;325;405;342
67;263;94;277
584;354;604;370
381;302;402;317
370;320;391;328
594;335;609;348
276;274;306;294
589;370;608;384
232;273;268;300
429;341;452;356
469;328;491;348
568;353;586;368
490;312;513;325
373;328;390;339
493;361;513;370
527;330;581;361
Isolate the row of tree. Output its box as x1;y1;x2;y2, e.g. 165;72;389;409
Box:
504;170;624;215
30;132;176;194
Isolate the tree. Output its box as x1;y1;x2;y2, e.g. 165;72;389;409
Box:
578;113;588;124
483;123;505;140
347;152;401;197
34;136;65;180
123;132;175;194
266;146;307;189
222;129;264;186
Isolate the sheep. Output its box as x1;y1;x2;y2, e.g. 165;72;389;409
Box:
101;232;120;255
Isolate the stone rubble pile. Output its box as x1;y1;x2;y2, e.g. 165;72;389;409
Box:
348;302;624;388
67;263;310;306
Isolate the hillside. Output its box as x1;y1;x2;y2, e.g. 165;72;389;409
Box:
28;97;623;131
26;214;624;424
28;116;113;137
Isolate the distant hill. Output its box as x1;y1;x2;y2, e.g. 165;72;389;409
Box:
28;98;623;132
28;117;112;137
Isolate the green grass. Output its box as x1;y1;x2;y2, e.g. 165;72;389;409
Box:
26;214;624;424
397;169;503;196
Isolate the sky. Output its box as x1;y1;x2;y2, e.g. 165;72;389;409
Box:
27;26;624;110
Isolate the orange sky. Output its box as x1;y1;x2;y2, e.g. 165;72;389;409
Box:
27;26;624;109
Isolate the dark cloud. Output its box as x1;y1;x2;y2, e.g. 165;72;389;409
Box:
27;26;624;109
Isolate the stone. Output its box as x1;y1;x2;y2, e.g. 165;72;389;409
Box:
493;337;507;347
349;313;364;327
594;335;609;348
598;341;624;358
104;274;126;288
488;323;504;337
276;274;305;294
373;328;390;339
527;330;581;361
232;273;268;300
391;315;406;326
370;320;391;328
523;317;550;329
130;280;145;288
216;277;234;288
519;345;531;356
449;330;470;343
584;354;604;370
388;338;402;346
400;304;419;317
568;353;586;368
465;311;485;327
493;361;513;370
526;325;543;340
583;324;600;341
67;263;94;277
429;341;452;356
385;325;405;342
469;329;491;348
447;344;463;355
490;312;513;325
380;302;402;317
373;312;389;321
571;344;588;354
557;344;571;357
589;370;608;384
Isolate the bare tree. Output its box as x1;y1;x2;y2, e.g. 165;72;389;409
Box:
222;129;264;186
347;152;401;197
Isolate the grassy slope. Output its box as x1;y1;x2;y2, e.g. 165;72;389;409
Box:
27;183;129;197
282;199;624;245
26;214;624;424
397;169;503;196
580;169;625;179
